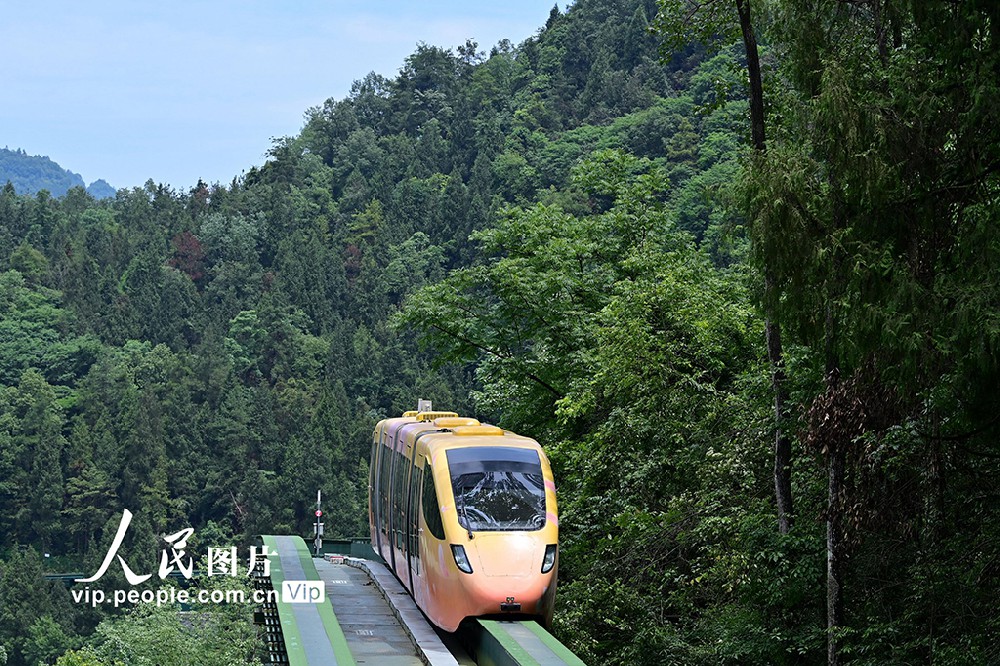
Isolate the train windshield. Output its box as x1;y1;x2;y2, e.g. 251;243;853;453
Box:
446;446;546;532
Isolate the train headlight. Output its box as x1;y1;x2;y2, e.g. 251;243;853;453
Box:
451;545;474;574
541;544;557;573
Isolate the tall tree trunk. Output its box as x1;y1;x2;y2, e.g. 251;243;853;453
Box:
767;310;794;534
737;0;794;533
827;437;845;666
825;270;844;665
737;0;766;152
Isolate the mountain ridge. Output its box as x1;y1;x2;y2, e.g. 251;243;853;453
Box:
0;147;115;198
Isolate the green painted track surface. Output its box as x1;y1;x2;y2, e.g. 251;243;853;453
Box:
263;535;355;666
474;620;587;666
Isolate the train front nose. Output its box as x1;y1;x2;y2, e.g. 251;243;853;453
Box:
474;533;538;576
468;534;554;614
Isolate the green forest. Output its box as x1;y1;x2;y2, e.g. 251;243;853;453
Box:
2;0;999;664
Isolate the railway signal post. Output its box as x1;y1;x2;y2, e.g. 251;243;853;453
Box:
314;489;324;555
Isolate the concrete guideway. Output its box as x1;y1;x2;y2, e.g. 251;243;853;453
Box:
262;535;586;666
316;557;434;665
336;556;472;666
263;535;355;665
263;535;462;666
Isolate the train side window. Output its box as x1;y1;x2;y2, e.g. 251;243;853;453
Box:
371;431;380;532
422;465;445;540
394;449;405;548
409;465;421;571
390;449;397;546
380;441;391;535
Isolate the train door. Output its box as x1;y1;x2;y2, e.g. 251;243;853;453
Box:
386;431;399;573
405;458;422;592
380;429;393;566
370;424;384;557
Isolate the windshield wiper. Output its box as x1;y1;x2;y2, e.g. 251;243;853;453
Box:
459;487;474;540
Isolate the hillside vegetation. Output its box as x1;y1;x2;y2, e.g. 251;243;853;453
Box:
1;1;999;665
0;148;114;199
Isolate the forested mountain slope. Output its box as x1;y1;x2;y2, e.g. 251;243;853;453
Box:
0;148;115;199
1;0;999;664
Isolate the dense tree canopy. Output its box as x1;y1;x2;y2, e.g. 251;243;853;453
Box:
1;0;998;664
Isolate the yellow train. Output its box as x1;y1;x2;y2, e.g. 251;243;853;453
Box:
368;406;559;631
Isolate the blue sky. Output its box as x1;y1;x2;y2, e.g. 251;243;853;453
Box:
2;1;558;191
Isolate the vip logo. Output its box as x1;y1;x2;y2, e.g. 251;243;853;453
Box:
281;580;325;603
